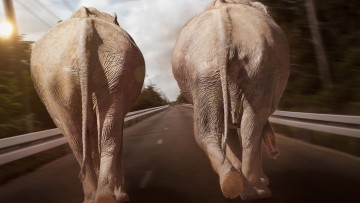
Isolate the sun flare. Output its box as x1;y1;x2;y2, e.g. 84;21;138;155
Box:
0;20;13;38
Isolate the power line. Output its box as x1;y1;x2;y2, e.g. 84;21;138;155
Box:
33;0;61;21
14;0;53;29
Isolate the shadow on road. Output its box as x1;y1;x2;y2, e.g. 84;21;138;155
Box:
267;169;360;203
128;187;192;203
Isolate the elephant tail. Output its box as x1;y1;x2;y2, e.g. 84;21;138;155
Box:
219;56;230;154
263;121;280;159
216;8;231;155
78;17;94;180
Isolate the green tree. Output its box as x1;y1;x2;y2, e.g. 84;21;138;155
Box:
132;85;168;111
261;0;360;115
176;92;190;104
0;36;54;138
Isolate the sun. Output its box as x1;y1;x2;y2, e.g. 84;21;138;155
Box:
0;20;14;38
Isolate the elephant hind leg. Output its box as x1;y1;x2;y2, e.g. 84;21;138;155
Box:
221;170;244;199
240;109;271;200
95;104;124;203
114;138;129;202
81;165;98;203
193;104;244;199
95;150;118;203
48;106;98;202
95;192;116;203
225;128;242;170
203;141;244;199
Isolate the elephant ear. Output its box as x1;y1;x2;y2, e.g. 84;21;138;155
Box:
113;13;120;26
250;2;268;13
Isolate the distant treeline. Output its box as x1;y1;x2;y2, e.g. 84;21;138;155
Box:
262;0;360;115
0;36;48;138
131;85;168;111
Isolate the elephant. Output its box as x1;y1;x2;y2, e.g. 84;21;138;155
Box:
30;7;145;203
172;0;289;200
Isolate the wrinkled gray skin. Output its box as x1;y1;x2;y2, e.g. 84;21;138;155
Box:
172;0;289;200
31;7;145;203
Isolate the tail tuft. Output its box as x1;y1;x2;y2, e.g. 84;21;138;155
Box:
262;121;280;159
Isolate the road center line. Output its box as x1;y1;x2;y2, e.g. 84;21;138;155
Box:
157;139;163;145
139;170;153;189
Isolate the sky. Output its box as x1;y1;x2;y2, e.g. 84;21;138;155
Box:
0;0;210;101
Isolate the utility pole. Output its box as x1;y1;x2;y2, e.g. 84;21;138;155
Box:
3;0;18;36
304;0;332;88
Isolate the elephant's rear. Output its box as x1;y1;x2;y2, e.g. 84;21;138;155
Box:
31;17;145;121
172;1;289;200
31;18;86;136
31;9;145;202
173;2;289;116
226;4;290;116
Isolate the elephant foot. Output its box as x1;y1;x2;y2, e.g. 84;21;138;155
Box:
83;198;95;203
115;191;129;202
240;180;271;200
95;189;117;203
220;171;244;199
83;191;96;203
260;174;269;186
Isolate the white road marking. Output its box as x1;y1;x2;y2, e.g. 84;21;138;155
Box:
139;170;153;189
157;139;163;145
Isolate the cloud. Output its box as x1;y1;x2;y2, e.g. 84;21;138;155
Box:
13;0;75;37
119;0;208;101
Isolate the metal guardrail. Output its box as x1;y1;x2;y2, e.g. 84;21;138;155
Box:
270;111;360;139
1;105;359;165
0;105;169;165
182;104;360;139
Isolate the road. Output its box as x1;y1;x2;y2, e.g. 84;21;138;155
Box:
0;106;359;203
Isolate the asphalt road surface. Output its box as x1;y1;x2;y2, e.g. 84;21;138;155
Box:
0;106;359;203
